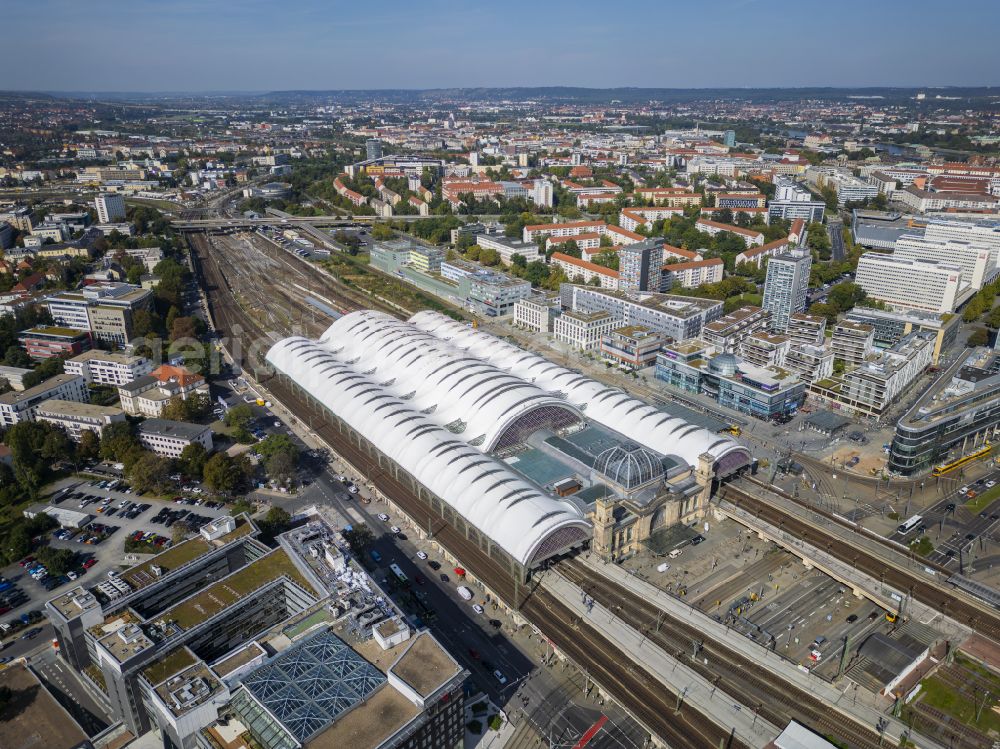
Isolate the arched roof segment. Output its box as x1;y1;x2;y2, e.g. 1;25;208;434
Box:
408;311;752;473
317;311;580;451
266;333;590;567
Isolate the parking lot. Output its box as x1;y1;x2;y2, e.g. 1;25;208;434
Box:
0;477;232;644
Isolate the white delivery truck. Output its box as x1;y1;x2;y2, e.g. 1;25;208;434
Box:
457;586;474;601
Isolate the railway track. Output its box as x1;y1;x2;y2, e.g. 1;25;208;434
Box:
189;232;744;749
557;559;885;749
722;483;1000;642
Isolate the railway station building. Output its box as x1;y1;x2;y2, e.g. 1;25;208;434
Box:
267;310;753;572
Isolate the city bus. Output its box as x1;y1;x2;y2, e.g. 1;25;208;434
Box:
389;563;408;585
896;515;923;535
932;444;992;477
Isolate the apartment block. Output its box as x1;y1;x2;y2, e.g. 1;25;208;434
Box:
136;419;213;458
701;306;771;353
762;250;812;332
35;399;126;441
854;253;967;313
786;312;827;347
0;374;88;426
832;321;876;367
600;325;666;370
64;350;153;386
564;285;723;341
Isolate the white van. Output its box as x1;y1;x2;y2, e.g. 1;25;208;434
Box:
668;549;683;559
656;562;671;573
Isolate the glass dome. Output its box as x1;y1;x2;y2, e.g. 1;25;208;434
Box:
594;443;664;491
708;353;739;377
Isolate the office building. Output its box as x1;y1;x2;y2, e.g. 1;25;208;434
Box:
513;296;556;332
655;343;806;420
850;210;914;250
762;249;811;332
564;285;723;341
35;399;126;441
408;245;444;274
474;233;540;264
600;325;666;369
553;310;618;351
465;269;532;317
136;418;213;458
118;364;208;417
810;167;879;205
890;348;1000;475
723;129;736;148
64;350;153;386
922;218;1000;255
18;327;92;360
854;253;967;313
893;234;996;291
701;306;771;353
44;282;153;346
844;307;960;364
0;374;88;427
786;312;827;347
831;321;875;367
95;192;126;224
619;239;664;294
768;176;826;223
365;139;383;161
813;333;934;417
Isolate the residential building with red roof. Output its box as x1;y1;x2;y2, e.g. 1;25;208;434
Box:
735;237;791;268
523;220;606;243
550;252;619;290
696;218;764;248
662;258;724;289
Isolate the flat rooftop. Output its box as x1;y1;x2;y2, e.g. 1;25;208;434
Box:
152;661;225;718
390;631;463;699
0;665;89;749
143;646;197;685
36;398;124;419
48;586;100;620
211;641;267;678
163;547;313;630
305;683;419;749
119;516;253;592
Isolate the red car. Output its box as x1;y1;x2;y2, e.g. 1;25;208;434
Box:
82;559;96;569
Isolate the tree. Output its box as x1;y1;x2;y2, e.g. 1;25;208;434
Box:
342;524;375;555
161;393;211;422
99;421;143;467
127;453;172;494
479;247;500;266
203;452;244;493
371;224;394;241
266;450;297;484
177;442;209;478
257;506;292;544
968;327;990;347
169;316;199;343
77;429;100;462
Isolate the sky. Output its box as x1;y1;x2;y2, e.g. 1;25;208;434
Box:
3;0;999;92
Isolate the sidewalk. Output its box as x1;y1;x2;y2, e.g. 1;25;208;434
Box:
541;568;780;749
574;554;939;749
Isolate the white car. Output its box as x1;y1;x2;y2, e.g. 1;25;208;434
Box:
416;551;428;560
960;486;970;494
348;485;359;494
377;513;390;522
390;526;401;535
473;604;484;615
274;421;281;428
493;670;507;685
67;571;78;580
987;480;996;488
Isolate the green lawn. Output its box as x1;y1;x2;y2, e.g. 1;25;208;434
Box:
965;483;1000;513
914;654;1000;735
